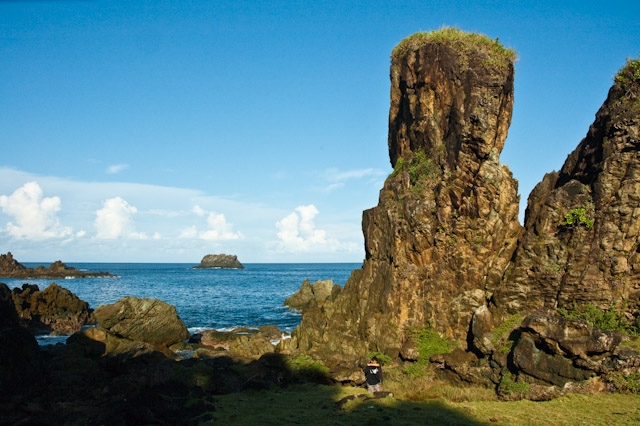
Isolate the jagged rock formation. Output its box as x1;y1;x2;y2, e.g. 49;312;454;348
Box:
291;30;640;396
9;282;94;334
291;29;521;363
194;254;244;269
284;279;339;310
493;58;640;315
0;252;114;278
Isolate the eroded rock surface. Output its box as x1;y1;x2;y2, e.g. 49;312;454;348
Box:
10;282;94;334
292;29;521;364
194;254;244;269
92;296;191;348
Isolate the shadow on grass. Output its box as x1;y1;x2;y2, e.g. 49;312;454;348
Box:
1;345;488;426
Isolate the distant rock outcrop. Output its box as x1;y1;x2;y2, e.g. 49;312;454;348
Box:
0;252;114;278
194;254;244;269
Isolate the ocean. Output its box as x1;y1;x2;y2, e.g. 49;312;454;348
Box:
2;262;361;344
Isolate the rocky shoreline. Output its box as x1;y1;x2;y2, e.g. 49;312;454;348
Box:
0;279;303;425
0;252;114;279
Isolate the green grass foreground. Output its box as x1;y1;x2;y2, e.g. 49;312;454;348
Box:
208;383;640;425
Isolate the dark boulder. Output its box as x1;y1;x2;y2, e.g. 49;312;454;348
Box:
93;296;191;348
10;282;94;334
0;283;44;394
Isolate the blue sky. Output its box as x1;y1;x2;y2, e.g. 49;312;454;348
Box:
1;1;638;263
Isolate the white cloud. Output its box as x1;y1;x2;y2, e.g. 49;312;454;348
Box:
106;163;129;174
192;205;206;217
200;212;243;241
0;181;72;240
275;204;330;251
179;207;243;241
94;196;147;239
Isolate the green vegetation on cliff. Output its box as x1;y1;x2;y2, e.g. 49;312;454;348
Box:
557;302;640;336
391;27;517;68
614;57;640;86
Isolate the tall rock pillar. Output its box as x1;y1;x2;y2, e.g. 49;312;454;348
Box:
292;29;521;363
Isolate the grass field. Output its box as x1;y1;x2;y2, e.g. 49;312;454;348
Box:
209;383;640;425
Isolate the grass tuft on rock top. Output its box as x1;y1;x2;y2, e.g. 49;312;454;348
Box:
391;26;517;68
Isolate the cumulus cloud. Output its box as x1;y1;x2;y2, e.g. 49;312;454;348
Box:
0;182;72;240
275;204;330;251
200;212;243;240
94;196;147;239
106;163;129;174
179;207;242;240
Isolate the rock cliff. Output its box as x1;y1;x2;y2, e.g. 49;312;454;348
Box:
493;57;640;315
292;28;521;362
291;30;640;394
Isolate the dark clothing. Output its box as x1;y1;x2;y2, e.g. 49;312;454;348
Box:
363;363;383;386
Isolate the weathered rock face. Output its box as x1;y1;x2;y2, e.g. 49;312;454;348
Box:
10;282;94;334
293;29;521;363
493;59;640;315
284;279;340;311
194;254;244;269
93;296;190;347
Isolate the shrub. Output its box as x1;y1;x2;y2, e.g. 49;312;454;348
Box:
408;326;458;364
614;57;640;86
557;303;639;336
561;205;594;229
498;371;530;396
607;372;640;394
491;313;523;354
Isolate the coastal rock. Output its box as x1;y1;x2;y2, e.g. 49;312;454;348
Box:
194;254;244;269
493;57;640;315
0;252;114;278
293;28;521;364
93;296;190;347
0;283;44;394
284;279;340;310
10;282;94;334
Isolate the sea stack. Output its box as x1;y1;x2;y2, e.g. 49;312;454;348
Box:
194;254;244;269
291;28;520;363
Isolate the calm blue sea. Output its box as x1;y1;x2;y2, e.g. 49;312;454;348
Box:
2;263;361;343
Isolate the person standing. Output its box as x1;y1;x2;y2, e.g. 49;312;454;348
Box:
363;357;383;393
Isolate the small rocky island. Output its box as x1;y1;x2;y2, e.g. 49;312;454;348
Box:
0;252;114;279
194;254;244;269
